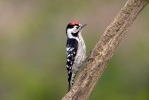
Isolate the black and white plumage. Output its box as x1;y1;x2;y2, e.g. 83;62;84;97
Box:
66;21;87;91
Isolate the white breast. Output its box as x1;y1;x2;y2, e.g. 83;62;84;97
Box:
75;33;86;65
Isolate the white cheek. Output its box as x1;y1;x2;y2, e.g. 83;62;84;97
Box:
67;28;80;42
67;28;74;38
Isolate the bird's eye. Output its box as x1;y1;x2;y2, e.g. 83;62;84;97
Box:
76;26;79;29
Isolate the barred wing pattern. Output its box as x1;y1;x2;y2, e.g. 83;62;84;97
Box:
66;39;78;91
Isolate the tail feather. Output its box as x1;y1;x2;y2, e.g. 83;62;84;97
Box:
68;72;72;91
68;72;76;92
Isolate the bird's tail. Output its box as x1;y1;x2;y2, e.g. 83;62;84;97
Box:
68;72;76;92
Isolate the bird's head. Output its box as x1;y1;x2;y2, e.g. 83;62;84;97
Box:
66;21;87;39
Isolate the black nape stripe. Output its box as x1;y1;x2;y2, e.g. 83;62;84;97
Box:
71;32;79;37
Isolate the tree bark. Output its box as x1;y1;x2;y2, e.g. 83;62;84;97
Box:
62;0;149;100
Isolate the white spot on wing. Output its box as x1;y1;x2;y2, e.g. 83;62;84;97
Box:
67;65;69;68
69;48;74;51
67;59;70;62
66;47;70;51
67;54;70;57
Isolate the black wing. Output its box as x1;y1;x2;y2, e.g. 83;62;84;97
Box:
66;39;78;70
66;39;78;91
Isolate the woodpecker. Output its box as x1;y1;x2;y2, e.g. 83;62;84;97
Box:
66;21;87;91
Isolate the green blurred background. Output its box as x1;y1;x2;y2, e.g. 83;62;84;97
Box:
0;0;149;100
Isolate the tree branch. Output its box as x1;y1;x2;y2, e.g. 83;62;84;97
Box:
62;0;149;100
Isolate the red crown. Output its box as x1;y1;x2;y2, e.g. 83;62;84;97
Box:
70;21;79;25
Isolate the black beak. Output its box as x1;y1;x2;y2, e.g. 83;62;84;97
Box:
78;24;87;32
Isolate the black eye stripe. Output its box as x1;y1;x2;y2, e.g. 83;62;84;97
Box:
76;26;79;29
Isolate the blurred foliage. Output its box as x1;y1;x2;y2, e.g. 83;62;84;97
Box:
0;0;149;100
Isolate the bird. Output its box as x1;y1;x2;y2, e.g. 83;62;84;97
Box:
66;21;87;91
